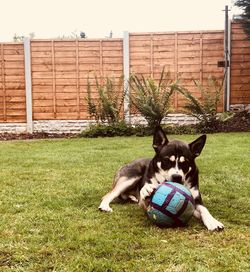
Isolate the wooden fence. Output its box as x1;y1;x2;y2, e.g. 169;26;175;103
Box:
231;21;250;105
129;30;225;111
0;21;249;125
0;43;26;122
31;39;123;120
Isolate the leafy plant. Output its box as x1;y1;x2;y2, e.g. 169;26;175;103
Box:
129;68;178;129
178;76;223;132
80;122;155;138
86;76;125;124
80;122;134;138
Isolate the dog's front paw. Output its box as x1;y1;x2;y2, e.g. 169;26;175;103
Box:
204;217;224;231
140;183;156;200
98;203;113;212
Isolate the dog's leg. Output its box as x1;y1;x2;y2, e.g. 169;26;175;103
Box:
194;204;224;231
120;193;139;203
98;176;139;212
190;186;224;231
128;195;139;203
139;183;158;211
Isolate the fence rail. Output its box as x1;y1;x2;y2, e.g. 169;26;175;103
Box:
0;21;249;131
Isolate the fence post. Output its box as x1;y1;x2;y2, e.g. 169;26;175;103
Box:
24;38;33;133
123;31;130;123
224;5;231;112
226;19;231;111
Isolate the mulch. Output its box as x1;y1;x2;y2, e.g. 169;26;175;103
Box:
216;110;250;132
0;132;75;141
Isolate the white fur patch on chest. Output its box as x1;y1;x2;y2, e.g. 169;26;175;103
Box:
189;186;200;199
150;176;163;186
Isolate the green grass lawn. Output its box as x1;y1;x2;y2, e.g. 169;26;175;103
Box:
0;133;249;272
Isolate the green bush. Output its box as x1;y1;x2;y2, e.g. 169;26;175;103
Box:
129;68;178;129
178;76;223;133
80;122;200;138
86;76;125;124
79;122;135;138
79;122;157;138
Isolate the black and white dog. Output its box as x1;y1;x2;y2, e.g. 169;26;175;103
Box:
99;126;224;231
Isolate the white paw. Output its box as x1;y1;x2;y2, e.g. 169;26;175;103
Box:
98;203;113;212
128;195;139;203
204;217;224;231
140;183;156;200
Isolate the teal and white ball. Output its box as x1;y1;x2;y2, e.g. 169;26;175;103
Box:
147;181;195;227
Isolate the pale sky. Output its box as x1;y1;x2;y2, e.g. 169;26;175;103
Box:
1;0;240;42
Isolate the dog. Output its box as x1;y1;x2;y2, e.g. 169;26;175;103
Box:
99;126;224;231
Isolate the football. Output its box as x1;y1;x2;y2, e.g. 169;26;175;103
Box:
147;181;195;227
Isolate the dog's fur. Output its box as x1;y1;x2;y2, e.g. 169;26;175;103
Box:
99;126;224;231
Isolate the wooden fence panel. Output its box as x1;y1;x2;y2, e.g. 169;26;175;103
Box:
129;30;224;112
0;43;26;122
230;21;250;105
31;39;123;120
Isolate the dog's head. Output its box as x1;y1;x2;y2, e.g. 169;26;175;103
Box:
152;126;206;184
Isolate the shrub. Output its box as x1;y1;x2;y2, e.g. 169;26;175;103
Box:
79;122;158;138
129;68;178;129
79;123;198;138
79;122;135;138
86;76;125;124
178;76;223;133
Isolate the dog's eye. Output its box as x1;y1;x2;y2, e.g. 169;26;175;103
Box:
179;160;189;166
161;157;175;169
165;158;172;164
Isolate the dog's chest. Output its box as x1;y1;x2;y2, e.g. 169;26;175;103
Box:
150;172;165;186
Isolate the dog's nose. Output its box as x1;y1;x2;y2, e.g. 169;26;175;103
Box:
171;174;183;184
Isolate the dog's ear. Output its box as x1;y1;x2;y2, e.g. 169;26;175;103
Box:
153;126;169;153
189;135;206;157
